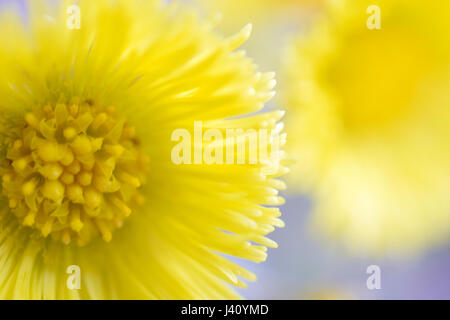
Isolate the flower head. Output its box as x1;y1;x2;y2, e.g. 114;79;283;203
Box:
0;0;286;299
283;0;450;254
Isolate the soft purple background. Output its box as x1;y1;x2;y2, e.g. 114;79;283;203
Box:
1;0;449;300
234;194;450;299
0;0;26;14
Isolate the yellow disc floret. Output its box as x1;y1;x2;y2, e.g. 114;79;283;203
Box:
1;98;148;245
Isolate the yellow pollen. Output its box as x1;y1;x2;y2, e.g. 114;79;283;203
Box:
42;180;65;201
77;171;93;186
2;99;147;245
60;149;74;166
41;163;64;180
71;135;92;155
70;207;84;232
22;179;37;196
67;160;81;175
81;157;96;171
67;184;84;203
63;127;77;141
38;141;64;162
84;187;102;209
61;172;75;185
13;156;31;172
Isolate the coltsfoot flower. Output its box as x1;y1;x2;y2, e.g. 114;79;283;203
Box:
0;0;286;299
283;0;450;254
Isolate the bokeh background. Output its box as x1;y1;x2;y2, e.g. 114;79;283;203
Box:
1;0;449;300
234;194;450;299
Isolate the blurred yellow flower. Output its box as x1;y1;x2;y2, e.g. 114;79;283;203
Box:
283;0;450;254
0;0;286;299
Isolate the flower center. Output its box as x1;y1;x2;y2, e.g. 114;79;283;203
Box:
2;99;148;245
326;30;432;134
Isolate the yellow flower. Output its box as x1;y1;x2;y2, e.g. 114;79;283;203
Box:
0;0;286;299
283;0;450;254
